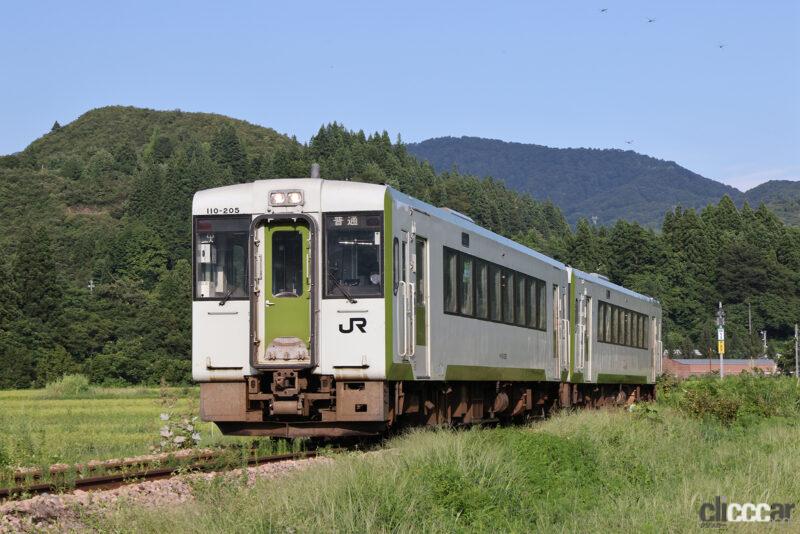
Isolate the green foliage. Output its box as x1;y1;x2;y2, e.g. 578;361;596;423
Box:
658;374;800;426
43;374;93;399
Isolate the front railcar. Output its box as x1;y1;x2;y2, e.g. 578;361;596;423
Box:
192;178;394;437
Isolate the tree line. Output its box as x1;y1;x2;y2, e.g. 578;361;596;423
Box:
0;119;798;388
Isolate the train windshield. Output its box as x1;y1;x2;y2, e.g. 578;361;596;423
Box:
194;216;250;300
325;212;383;298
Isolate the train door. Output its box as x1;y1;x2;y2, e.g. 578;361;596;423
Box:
257;221;312;366
398;225;430;378
651;316;662;380
575;291;591;378
553;284;569;377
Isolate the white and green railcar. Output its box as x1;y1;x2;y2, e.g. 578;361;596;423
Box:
192;176;661;437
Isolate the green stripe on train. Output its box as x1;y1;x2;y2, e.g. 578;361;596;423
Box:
445;366;547;381
596;373;649;384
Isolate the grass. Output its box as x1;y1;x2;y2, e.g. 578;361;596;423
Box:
92;377;800;533
0;385;263;470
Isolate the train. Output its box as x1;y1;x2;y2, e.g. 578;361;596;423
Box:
192;173;662;438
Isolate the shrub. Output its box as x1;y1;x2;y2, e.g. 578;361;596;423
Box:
43;374;93;399
657;374;800;426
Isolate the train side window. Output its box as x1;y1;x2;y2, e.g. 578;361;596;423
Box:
643;316;649;348
639;314;645;348
536;280;546;330
610;307;618;344
489;264;502;321
632;313;638;348
526;278;536;328
597;301;606;342
502;270;515;324
515;276;526;326
475;260;489;319
459;255;474;316
393;238;399;296
604;303;612;342
443;248;457;313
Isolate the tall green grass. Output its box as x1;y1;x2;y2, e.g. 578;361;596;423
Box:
95;404;800;533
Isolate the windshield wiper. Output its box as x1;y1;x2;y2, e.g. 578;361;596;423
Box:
219;287;236;306
328;270;357;304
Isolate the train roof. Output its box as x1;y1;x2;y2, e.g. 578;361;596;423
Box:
389;187;567;271
572;268;660;306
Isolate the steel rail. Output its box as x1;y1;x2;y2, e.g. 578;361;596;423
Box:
0;450;324;500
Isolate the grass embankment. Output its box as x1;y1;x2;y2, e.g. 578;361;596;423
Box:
0;381;252;468
96;376;800;533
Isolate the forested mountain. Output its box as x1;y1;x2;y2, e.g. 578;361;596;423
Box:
0;107;798;388
407;136;800;228
743;180;800;227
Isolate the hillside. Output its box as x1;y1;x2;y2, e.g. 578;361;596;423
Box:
743;180;800;226
23;106;295;163
407;136;798;227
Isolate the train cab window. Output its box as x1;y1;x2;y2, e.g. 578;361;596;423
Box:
475;261;489;319
194;216;250;300
272;231;303;297
489;264;502;321
325;213;383;298
502;270;515;324
459;255;474;316
444;248;457;313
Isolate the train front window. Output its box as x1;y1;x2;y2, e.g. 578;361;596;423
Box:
194;216;250;300
325;213;383;298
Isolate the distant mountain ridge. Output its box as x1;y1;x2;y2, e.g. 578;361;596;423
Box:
407;136;800;227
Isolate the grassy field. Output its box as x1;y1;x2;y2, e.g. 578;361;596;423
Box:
88;375;800;533
0;383;258;469
3;375;800;531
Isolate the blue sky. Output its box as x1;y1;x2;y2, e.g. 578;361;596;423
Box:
1;0;797;191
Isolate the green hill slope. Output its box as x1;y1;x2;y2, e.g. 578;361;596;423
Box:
743;180;800;226
24;105;294;163
407;136;799;227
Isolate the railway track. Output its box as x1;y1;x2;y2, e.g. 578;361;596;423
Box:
0;449;327;500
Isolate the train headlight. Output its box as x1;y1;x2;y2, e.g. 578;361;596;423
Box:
269;190;304;207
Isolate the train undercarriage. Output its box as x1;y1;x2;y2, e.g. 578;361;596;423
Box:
201;371;655;438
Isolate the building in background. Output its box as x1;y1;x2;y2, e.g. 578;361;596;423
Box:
662;357;778;378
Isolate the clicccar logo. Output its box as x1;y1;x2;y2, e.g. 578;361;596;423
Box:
699;496;795;527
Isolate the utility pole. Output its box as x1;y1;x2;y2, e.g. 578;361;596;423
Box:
716;302;726;379
760;330;767;358
794;324;798;382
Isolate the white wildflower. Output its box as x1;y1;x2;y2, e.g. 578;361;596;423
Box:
160;413;170;421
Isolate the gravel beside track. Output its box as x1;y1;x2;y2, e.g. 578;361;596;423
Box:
0;456;330;533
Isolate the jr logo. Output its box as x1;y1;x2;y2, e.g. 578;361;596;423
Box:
339;317;367;334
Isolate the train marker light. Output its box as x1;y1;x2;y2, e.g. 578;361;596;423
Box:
269;190;304;207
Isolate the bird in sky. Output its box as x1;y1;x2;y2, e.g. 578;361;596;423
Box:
625;140;634;145
647;18;656;23
718;43;726;49
600;8;607;13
